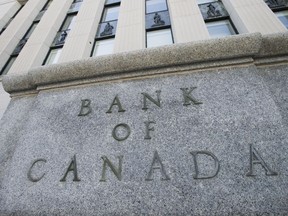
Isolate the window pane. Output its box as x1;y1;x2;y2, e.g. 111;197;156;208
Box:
102;6;120;22
197;0;217;4
146;0;167;14
276;11;288;28
62;15;77;30
1;57;17;75
45;48;62;65
147;28;173;48
24;22;38;39
43;0;53;11
92;39;115;57
206;20;236;38
105;0;121;5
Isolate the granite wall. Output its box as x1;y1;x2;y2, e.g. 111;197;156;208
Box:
0;33;287;215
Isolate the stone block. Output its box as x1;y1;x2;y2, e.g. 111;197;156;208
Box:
0;64;287;215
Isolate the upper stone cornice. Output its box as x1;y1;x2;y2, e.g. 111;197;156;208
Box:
2;32;288;95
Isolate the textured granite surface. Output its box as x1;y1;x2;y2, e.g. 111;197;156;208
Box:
3;32;288;95
3;32;263;93
0;64;287;215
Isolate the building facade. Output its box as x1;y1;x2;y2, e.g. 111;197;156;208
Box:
0;0;287;118
0;0;288;215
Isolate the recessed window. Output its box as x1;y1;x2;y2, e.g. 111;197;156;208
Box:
92;39;115;57
146;28;173;48
0;57;17;75
102;6;120;22
146;0;167;14
62;14;77;31
105;0;121;5
275;10;288;28
206;20;236;38
197;0;217;4
24;22;38;39
44;48;62;65
42;0;53;11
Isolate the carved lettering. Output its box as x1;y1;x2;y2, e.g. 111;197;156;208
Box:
78;99;92;116
145;151;170;181
112;123;131;141
60;155;81;182
100;156;123;182
144;121;156;140
246;144;278;177
180;87;203;106
27;159;47;182
142;90;161;110
190;151;220;179
106;95;126;113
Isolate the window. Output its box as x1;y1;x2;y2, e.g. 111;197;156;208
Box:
102;5;120;22
146;0;167;14
105;0;121;5
44;0;82;66
0;5;24;35
44;48;62;65
92;38;115;57
275;10;288;28
147;28;173;48
11;22;39;56
264;0;288;29
92;1;121;57
145;0;173;48
198;0;238;38
42;0;53;11
197;0;217;4
24;22;38;39
206;20;236;38
61;14;77;31
0;57;17;76
1;0;51;74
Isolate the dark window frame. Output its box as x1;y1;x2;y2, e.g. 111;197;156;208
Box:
90;37;115;57
91;1;121;57
41;0;53;12
60;12;78;31
145;0;174;48
0;55;18;76
145;0;168;15
42;46;63;65
101;4;121;23
105;0;121;6
0;5;24;35
145;27;174;48
204;16;238;35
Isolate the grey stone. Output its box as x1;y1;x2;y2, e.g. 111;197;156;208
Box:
3;32;288;95
2;32;263;93
1;31;288;215
0;63;288;215
257;32;288;57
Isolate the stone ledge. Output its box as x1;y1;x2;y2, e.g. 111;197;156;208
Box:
258;33;288;57
2;32;288;94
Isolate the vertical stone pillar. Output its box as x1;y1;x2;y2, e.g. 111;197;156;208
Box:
8;0;73;75
222;0;287;34
168;0;210;43
0;0;46;73
0;0;21;31
58;0;105;63
114;0;145;53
